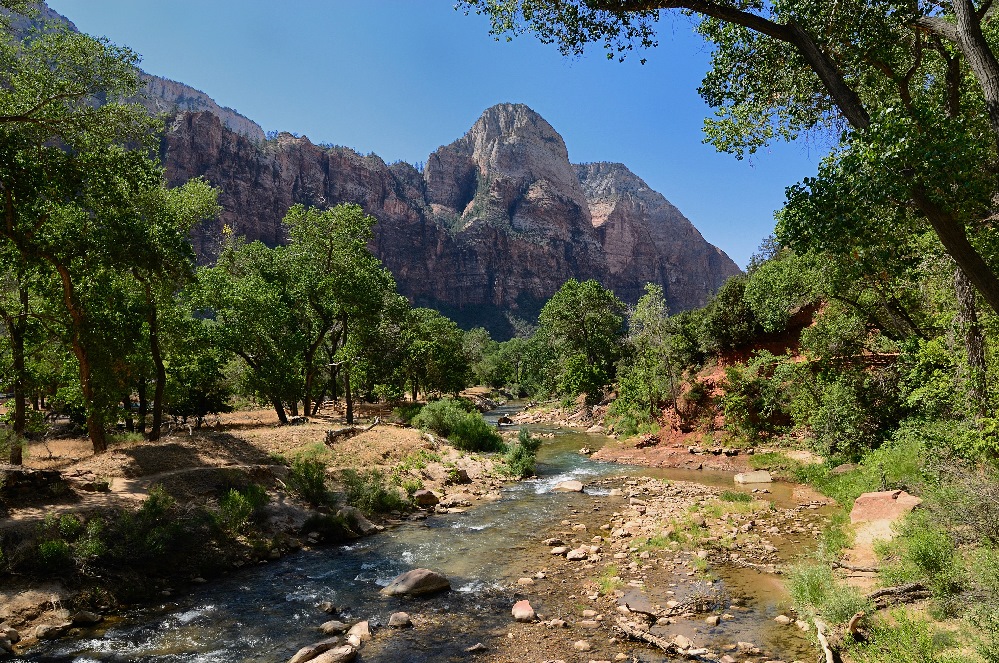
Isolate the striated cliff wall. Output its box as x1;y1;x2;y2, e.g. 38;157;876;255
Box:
163;103;741;336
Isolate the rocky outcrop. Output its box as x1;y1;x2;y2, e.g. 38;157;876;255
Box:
162;104;739;336
8;4;264;142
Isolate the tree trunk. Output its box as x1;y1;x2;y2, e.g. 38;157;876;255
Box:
137;379;147;434
344;367;353;424
122;397;134;432
52;263;107;453
289;400;299;417
272;397;289;425
955;268;989;418
9;319;25;465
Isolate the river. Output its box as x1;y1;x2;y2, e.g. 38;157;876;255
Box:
14;403;817;662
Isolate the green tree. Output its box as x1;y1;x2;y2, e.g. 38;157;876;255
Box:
403;308;471;400
537;279;625;401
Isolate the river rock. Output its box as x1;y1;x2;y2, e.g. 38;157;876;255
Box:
288;638;341;663
35;622;71;640
336;507;378;535
551;546;570;555
774;615;792;625
573;640;591;651
319;620;349;635
309;645;357;663
413;489;439;507
566;548;588;561
0;626;19;644
0;638;13;654
553;480;583;492
734;470;772;484
512;600;536;622
346;621;370;643
71;610;102;626
705;615;720;626
465;642;488;652
380;568;451;596
388;612;412;628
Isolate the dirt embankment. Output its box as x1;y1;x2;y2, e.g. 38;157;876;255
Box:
0;406;513;653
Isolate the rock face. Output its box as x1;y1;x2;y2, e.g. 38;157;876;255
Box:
161;104;740;337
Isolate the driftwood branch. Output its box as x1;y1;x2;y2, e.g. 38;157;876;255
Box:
727;557;783;575
814;619;837;663
865;582;930;609
324;417;379;446
833;561;879;573
847;611;866;640
614;619;708;658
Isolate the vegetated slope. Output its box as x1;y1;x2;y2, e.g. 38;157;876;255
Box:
163;104;741;337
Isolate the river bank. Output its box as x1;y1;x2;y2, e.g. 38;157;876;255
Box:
2;404;841;663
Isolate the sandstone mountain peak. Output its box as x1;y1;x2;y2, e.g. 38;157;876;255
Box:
162;105;740;335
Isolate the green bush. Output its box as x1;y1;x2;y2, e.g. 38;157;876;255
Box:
286;457;331;506
301;513;359;542
879;511;964;610
413;398;505;452
37;539;73;572
849;610;954;663
719;490;753;503
787;561;871;624
392;403;424;424
217;484;270;533
337;469;409;514
504;428;542;478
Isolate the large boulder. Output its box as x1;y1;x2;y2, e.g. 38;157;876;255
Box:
412;490;439;507
552;480;583;493
850;490;922;524
336;507;379;536
380;568;451;597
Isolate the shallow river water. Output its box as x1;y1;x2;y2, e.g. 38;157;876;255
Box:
15;404;817;662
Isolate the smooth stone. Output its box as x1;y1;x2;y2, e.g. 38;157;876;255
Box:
388;612;412;628
34;623;69;640
346;621;370;642
553;480;584;493
288;638;341;663
412;489;439;507
551;546;570;555
319;620;349;635
734;470;773;484
309;645;357;663
705;615;721;626
336;507;379;535
573;640;591;651
775;615;792;625
566;548;589;561
380;568;451;596
71;611;102;626
512;600;536;622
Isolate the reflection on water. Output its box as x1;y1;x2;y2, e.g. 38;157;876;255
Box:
16;403;816;662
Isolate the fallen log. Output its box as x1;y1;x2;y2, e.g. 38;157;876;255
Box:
833;561;879;573
614;620;697;658
324;417;380;446
865;582;929;609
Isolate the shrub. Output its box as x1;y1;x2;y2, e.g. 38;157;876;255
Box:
879;511;964;610
413;398;505;452
392;403;423;424
337;469;409;514
849;611;949;663
287;457;331;506
301;513;360;542
504;428;542;478
787;561;871;624
217;484;270;533
719;490;752;503
36;539;73;572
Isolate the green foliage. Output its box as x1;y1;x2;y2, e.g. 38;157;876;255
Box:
286;457;331;507
391;403;423;424
216;484;270;533
878;511;965;609
337;469;409;514
849;611;958;663
698;276;761;353
718;490;752;503
535;279;625;401
787;562;871;624
503;427;542;478
412;398;505;452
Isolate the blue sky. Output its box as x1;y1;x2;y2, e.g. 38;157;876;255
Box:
46;0;822;268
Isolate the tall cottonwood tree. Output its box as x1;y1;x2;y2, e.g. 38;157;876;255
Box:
459;1;999;318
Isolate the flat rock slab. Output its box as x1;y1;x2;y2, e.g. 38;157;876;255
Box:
310;645;357;663
850;490;922;524
288;638;342;663
734;470;772;484
380;568;451;596
552;480;584;492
